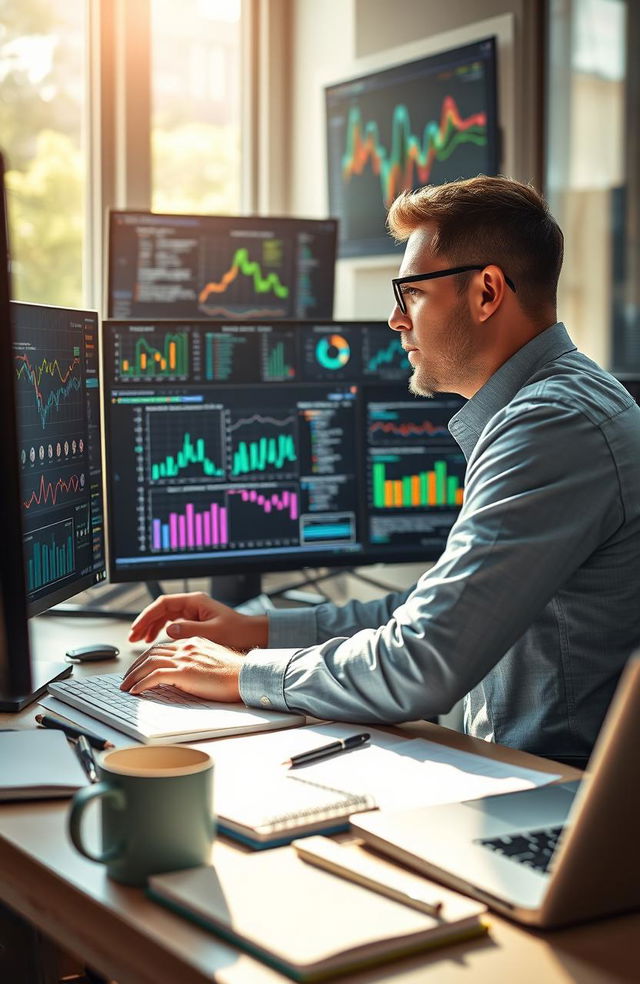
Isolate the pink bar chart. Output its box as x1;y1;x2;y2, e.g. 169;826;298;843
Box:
152;499;228;551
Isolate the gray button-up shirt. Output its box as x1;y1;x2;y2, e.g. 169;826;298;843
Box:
239;324;640;764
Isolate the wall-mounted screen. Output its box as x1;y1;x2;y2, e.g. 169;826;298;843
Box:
326;37;499;258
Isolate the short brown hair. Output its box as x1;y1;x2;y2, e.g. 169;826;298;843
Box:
387;176;564;318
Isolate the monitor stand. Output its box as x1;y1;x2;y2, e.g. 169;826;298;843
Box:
144;573;263;608
0;661;72;713
209;573;262;607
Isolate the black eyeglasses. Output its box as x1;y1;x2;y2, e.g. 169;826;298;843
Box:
392;265;517;314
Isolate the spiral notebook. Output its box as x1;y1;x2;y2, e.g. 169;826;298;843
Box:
216;772;375;848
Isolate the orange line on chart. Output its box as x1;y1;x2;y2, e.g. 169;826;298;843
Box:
199;265;239;303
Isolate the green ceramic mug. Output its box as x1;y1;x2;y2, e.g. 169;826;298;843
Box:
68;744;215;886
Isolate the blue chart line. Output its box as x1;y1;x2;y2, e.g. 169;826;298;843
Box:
34;375;82;429
15;353;83;429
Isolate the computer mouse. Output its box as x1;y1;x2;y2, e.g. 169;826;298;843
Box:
65;644;120;662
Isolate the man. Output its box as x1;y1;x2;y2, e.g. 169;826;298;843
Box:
123;176;640;767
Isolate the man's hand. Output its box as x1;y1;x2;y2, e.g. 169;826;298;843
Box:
120;637;245;702
128;591;268;651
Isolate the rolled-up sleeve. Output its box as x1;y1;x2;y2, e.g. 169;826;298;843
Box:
241;399;621;723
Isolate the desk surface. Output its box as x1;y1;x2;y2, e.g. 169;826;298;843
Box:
1;594;639;984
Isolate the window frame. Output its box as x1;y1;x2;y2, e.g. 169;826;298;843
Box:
87;0;260;311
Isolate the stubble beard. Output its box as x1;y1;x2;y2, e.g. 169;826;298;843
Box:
407;297;474;398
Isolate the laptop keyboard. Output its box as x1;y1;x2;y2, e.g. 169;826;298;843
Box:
474;825;563;874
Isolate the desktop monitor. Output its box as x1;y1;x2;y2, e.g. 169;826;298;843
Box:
102;319;465;591
13;301;107;616
106;211;338;321
0;152;32;704
325;37;499;258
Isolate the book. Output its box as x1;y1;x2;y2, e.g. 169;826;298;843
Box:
148;844;488;982
204;722;559;848
0;729;87;800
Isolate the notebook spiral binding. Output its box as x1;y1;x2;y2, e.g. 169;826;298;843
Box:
256;776;376;833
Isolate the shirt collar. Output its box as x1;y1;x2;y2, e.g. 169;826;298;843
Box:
448;322;576;459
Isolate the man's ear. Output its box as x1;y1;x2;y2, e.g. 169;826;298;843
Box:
475;265;508;322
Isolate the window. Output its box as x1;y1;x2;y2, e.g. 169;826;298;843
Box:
0;0;87;307
150;0;242;214
546;0;635;369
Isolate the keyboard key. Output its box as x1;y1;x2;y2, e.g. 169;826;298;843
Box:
474;825;563;874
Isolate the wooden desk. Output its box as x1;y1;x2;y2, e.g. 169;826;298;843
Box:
1;614;639;984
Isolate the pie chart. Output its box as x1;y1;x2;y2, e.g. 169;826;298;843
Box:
315;333;350;370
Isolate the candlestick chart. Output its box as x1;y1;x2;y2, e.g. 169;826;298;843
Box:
228;412;298;479
116;329;189;381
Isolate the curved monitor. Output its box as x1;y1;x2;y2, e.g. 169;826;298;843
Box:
326;36;499;258
103;318;465;582
107;211;338;321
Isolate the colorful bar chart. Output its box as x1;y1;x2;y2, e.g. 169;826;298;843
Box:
151;432;224;480
264;339;295;380
25;519;75;592
120;331;189;378
232;433;297;475
151;501;228;551
372;458;464;508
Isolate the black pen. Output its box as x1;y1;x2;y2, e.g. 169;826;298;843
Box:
35;713;115;750
283;732;371;768
76;734;99;784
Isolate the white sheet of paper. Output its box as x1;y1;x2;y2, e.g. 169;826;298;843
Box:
295;737;560;809
201;723;559;814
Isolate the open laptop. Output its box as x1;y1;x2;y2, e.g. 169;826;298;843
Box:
352;655;640;927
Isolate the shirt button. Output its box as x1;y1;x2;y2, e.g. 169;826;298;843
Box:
260;695;271;706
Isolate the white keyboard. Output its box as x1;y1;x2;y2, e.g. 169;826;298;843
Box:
48;673;305;744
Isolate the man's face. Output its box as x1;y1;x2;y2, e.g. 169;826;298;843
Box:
388;224;475;398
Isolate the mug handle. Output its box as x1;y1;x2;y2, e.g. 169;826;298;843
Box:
68;782;126;864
